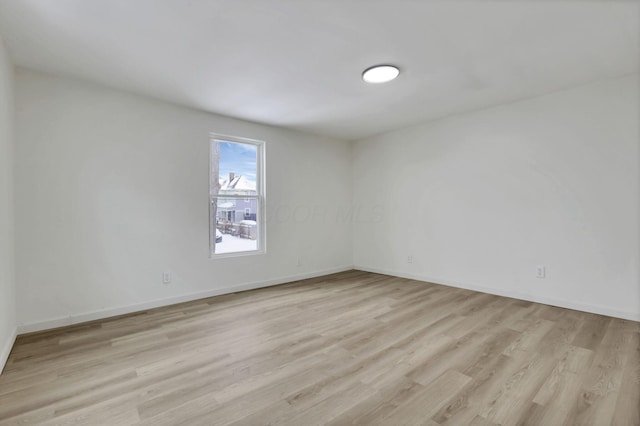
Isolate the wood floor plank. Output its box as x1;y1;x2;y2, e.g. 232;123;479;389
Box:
0;270;638;426
370;369;472;425
431;353;520;425
477;351;558;426
525;345;593;425
611;328;640;426
566;318;635;425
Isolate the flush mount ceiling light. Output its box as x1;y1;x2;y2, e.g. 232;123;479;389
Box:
362;65;400;84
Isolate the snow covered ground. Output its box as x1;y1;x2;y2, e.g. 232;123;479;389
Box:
215;234;257;254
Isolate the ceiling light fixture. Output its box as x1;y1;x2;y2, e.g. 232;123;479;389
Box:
362;65;400;84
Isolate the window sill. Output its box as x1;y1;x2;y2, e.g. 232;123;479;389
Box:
210;249;266;260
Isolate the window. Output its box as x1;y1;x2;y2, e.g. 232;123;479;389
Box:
210;135;265;257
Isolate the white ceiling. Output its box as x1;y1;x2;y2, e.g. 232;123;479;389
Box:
0;1;638;140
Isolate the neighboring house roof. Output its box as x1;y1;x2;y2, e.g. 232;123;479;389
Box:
219;174;256;192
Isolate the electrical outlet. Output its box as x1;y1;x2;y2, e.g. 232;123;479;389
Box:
536;265;545;278
407;255;413;264
296;257;302;267
162;271;172;284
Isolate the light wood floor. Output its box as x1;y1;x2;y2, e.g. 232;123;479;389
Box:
0;270;638;425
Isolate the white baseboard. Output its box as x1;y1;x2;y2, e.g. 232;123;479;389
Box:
0;326;17;375
17;265;354;335
18;264;637;335
354;265;640;322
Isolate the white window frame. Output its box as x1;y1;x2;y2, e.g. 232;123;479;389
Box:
209;134;266;258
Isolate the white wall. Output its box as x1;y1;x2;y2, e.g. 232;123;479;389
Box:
10;67;640;335
14;68;353;331
353;74;640;321
0;35;16;371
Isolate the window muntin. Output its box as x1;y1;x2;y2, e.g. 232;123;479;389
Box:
210;135;265;257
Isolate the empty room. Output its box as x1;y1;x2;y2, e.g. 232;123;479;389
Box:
0;1;638;425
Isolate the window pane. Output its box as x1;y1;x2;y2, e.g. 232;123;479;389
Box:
213;196;259;254
218;141;257;196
